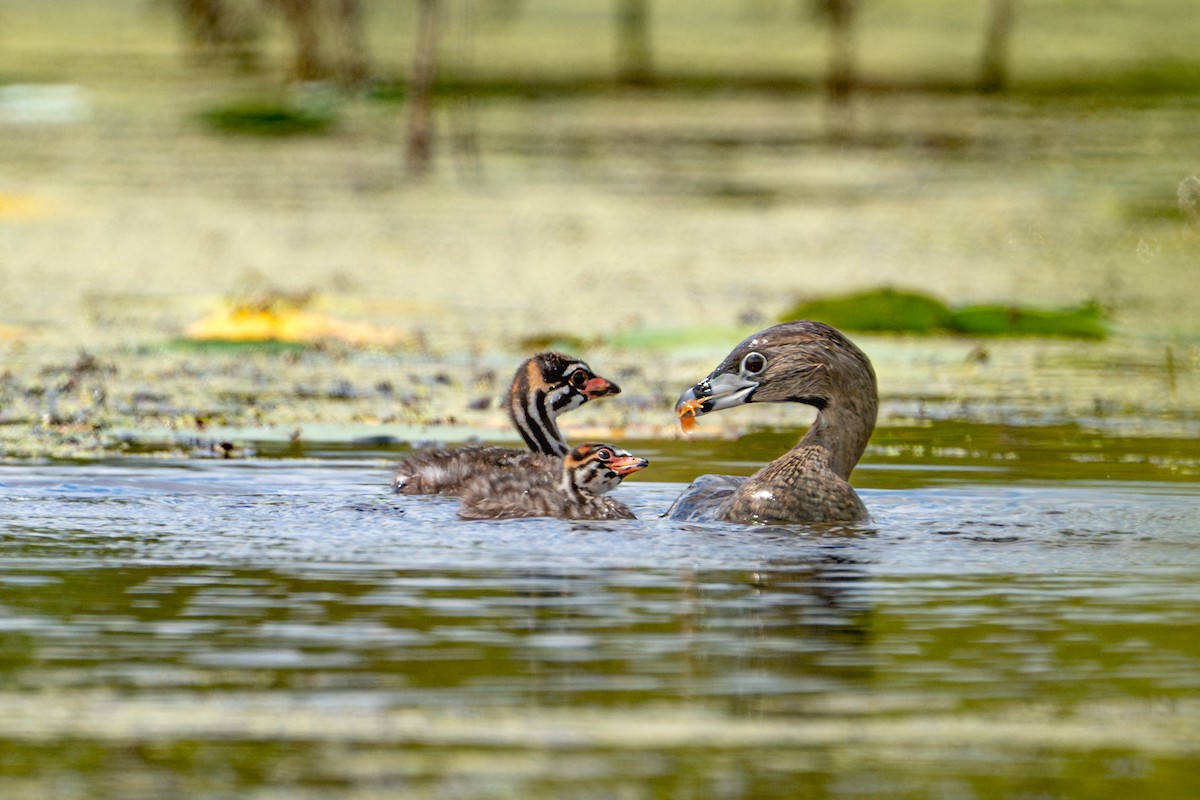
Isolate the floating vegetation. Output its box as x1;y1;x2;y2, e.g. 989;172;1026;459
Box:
0;192;49;220
1014;60;1200;101
185;291;404;347
199;98;336;137
515;332;589;353
170;336;307;354
781;288;1108;339
0;323;28;342
780;288;954;335
949;302;1108;339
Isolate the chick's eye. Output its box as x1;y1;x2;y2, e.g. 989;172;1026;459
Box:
742;352;767;375
595;448;612;462
569;370;590;388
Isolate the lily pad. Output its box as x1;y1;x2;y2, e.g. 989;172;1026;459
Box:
780;288;955;334
780;288;1108;339
200;98;336;137
949;302;1108;339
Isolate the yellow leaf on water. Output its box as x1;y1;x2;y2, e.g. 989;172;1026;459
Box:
0;324;28;342
185;306;404;346
0;193;49;220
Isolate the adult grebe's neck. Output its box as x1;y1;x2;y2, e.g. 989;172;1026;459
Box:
793;388;877;480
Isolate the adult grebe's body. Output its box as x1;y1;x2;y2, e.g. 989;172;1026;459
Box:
392;352;619;496
667;321;877;525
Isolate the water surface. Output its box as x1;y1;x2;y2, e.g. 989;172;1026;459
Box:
2;446;1198;799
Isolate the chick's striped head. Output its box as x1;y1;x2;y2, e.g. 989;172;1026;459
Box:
561;442;648;498
508;352;621;456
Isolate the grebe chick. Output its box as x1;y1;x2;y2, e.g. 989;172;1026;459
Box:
392;352;620;496
458;442;648;520
667;320;877;524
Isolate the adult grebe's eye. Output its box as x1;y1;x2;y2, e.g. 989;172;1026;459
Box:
569;369;589;388
741;352;767;375
595;448;612;462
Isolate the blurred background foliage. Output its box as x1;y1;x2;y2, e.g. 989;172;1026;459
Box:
0;0;1197;450
4;1;1198;192
2;1;1198;100
151;0;1199;97
3;0;1198;175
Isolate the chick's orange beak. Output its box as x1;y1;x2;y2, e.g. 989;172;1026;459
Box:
583;376;621;399
610;454;649;477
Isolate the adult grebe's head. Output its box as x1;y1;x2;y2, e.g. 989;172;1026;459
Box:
675;320;877;430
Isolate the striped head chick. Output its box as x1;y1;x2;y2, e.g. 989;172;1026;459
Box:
507;352;621;457
560;442;649;501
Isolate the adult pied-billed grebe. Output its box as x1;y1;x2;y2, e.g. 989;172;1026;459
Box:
392;352;620;495
666;321;877;525
458;442;648;520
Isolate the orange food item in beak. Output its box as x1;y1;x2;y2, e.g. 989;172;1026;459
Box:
677;397;705;433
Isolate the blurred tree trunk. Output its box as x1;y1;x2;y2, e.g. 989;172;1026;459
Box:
177;0;226;48
169;0;261;70
483;0;523;23
269;0;323;81
615;0;653;86
979;0;1016;93
332;0;370;86
813;0;857;103
407;0;440;177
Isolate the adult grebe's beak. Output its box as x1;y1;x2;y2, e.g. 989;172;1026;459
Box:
675;372;759;432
